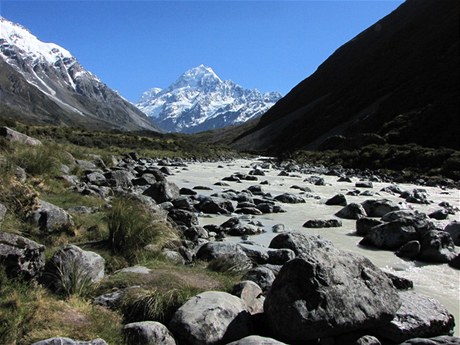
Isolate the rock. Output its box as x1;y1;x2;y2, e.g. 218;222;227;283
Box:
247;185;265;195
162;249;186;265
418;230;457;263
264;249;400;341
269;232;334;257
183;226;209;242
235;207;263;215
399;336;460;345
179;187;197;196
231;280;264;314
356;181;373;188
325;193;347;206
274;193;305;204
196;242;251;268
0;126;42;145
172;196;194;211
335;203;367;219
444;221;460;246
338;176;352;183
362;221;420;250
242;265;279;292
356;218;384;236
169;291;252;345
381;184;405;195
448;253;460;269
384;272;414;290
143;181;180;203
226;335;288;345
133;174;157;186
160;166;173;176
123;321;176;345
272;223;287;233
302;219;342;228
32;200;74;232
104;170;135;189
193;185;213;190
402;189;430;204
228;223;264;237
428;209;449;220
31;338;107;345
361;199;404;218
0;203;6;222
43;245;105;292
249;169;265;176
396;240;421;259
196;197;235;214
85;171;107;186
381;210;416;222
168;208;198;227
0;231;45;279
304;176;325;185
238;243;294;265
374;291;455;343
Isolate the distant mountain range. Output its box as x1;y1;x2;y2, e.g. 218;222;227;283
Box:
136;65;281;133
0;17;159;132
230;0;460;153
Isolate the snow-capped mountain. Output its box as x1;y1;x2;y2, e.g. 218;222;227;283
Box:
0;17;159;131
136;65;281;133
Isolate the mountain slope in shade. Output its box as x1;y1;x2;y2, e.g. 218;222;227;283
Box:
136;65;281;133
0;17;160;132
231;0;460;153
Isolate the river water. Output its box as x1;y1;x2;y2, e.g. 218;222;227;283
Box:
168;158;460;335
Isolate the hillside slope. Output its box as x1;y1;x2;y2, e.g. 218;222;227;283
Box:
231;0;459;153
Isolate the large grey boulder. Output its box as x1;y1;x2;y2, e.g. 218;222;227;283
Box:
399;336;460;345
268;232;334;257
238;243;294;266
168;208;198;228
325;193;347;206
32;199;74;232
242;265;279;292
264;247;400;342
43;245;105;292
31;338;107;345
104;170;135;189
356;218;384;236
374;291;455;343
169;291;252;345
231;280;264;315
418;230;457;263
444;221;460;246
226;335;288;345
0;126;42;145
0;231;45;279
123;321;176;345
196;242;252;271
302;219;342;228
362;220;419;250
335;203;367;219
361;199;404;218
143;181;180;203
196;197;235;214
274;193;305;204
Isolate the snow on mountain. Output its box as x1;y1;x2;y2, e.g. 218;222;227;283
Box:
136;64;282;133
0;16;159;131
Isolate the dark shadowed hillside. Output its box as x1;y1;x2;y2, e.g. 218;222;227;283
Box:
231;0;459;153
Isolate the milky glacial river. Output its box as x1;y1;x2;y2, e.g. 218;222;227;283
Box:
168;159;460;335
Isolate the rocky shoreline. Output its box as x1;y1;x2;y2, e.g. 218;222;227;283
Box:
1;128;459;345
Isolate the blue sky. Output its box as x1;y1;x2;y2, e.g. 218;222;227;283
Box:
1;1;403;102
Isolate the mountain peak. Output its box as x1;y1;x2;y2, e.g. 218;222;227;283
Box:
173;64;222;89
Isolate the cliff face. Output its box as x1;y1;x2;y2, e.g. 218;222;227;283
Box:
232;0;460;153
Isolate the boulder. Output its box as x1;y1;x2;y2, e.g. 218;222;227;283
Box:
304;176;325;185
43;245;105;292
418;230;457;263
143;181;180;203
396;240;421;259
264;249;400;341
356;181;373;188
228;223;264;236
302;219;342;228
268;232;334;257
168;208;198;228
362;221;420;250
335;203;367;220
104;170;135;189
356;335;381;345
238;243;294;265
428;209;449;220
361;199;404;218
123;321;176;345
374;291;455;343
399;336;460;345
274;193;305;204
179;187;197;196
0;231;45;279
381;210;416;222
231;280;264;315
85;171;107;186
444;221;460;246
235;207;263;215
32;200;74;232
0;126;42;145
356;218;384;236
169;291;252;345
196;242;251;269
226;335;288;345
242;265;279;292
172;196;195;211
384;272;414;290
196;197;235;214
31;338;107;345
325;193;347;206
448;253;460;269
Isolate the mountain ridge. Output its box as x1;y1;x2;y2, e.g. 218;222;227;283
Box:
0;16;160;132
136;64;281;133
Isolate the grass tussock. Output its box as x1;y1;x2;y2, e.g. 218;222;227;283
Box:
107;197;179;263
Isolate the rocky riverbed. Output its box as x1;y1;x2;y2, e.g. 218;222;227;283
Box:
1;131;459;345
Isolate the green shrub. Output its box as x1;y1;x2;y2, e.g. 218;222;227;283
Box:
107;197;177;263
